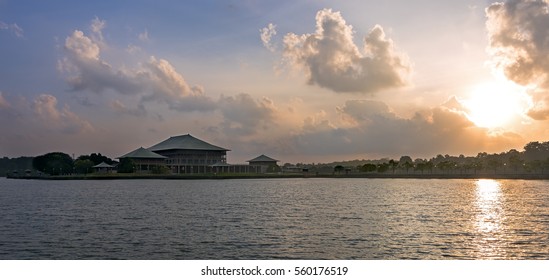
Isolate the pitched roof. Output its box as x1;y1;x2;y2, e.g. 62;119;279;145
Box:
148;134;229;152
93;162;115;168
247;154;279;162
118;147;167;159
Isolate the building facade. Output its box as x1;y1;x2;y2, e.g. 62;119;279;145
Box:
119;134;272;174
118;147;167;173
148;134;231;174
247;154;280;173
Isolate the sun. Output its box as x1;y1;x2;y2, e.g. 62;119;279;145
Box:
463;81;530;129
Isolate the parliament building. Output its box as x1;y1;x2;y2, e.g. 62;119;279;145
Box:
118;134;278;174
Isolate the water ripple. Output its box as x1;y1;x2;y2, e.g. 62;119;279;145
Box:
1;178;549;259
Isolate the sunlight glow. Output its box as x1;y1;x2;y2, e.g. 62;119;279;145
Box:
464;81;530;129
474;179;506;258
475;179;503;233
475;179;501;203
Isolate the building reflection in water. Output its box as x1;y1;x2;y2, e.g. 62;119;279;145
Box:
473;179;508;259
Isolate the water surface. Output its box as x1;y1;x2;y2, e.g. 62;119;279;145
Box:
1;177;548;259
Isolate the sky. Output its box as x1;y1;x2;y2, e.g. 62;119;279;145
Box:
1;0;549;164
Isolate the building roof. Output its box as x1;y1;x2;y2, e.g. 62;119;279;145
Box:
118;147;167;159
93;162;115;168
148;134;229;152
247;154;279;162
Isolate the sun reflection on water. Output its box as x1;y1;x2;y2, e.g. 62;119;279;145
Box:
473;179;507;258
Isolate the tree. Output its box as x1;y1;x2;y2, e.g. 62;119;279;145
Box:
437;161;453;174
74;159;94;174
543;158;549;174
528;160;543;174
509;153;524;174
117;158;135;173
524;141;549;161
425;161;434;174
334;165;344;174
472;161;483;174
78;153;115;165
487;157;502;174
377;162;389;173
414;162;426;174
361;163;377;173
32;152;74;175
0;156;33;176
389;159;398;174
266;164;282;173
399;156;413;174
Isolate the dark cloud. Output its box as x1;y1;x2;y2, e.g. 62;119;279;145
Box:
110;100;147;117
282;99;523;158
282;9;411;94
487;0;549;88
336;99;396;122
486;0;549;119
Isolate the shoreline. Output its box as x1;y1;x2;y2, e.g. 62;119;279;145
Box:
5;173;549;180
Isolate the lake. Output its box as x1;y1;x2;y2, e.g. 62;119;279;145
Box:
1;177;548;259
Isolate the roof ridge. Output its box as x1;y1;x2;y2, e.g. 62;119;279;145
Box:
148;134;230;152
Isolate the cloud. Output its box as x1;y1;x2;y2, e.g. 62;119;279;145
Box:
0;93;97;156
90;17;106;45
144;56;196;99
280;98;523;159
336;99;396;124
302;110;336;133
61;29;140;94
260;23;277;52
33;94;94;134
64;30;101;60
0;92;10;108
526;93;549;120
486;0;549;119
60;18;215;113
217;93;277;136
110;100;147;117
282;9;411;94
141;56;217;111
138;29;149;42
0;20;23;38
486;0;549;88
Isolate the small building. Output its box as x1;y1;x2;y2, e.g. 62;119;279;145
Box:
93;162;115;173
118;147;167;173
247;154;280;173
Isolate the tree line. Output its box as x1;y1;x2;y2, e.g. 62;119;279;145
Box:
26;152;164;176
0;157;33;177
4;140;549;176
349;141;549;175
297;141;549;175
29;152;118;175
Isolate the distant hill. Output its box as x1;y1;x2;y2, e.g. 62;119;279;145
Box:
0;157;34;177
